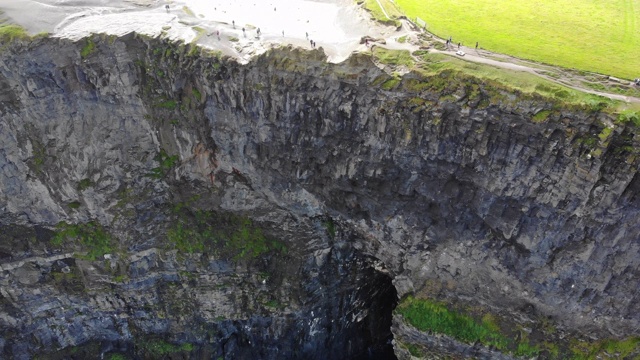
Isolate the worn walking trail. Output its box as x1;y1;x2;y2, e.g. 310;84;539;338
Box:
378;20;640;104
430;43;640;104
0;0;637;104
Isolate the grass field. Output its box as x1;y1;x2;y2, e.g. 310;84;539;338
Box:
392;0;640;80
362;0;404;27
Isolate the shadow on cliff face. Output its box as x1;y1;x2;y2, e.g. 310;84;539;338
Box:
341;252;398;360
353;268;398;360
202;245;400;360
0;216;400;360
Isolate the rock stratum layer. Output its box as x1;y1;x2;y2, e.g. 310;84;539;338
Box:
0;35;638;359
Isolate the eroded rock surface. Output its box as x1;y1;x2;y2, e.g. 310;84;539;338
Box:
0;34;638;359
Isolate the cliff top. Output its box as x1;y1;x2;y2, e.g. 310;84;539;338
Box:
0;0;408;63
1;0;639;108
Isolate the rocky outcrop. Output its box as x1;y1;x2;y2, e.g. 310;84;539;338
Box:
0;34;638;358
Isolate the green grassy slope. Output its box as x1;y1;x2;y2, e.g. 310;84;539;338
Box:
394;0;640;80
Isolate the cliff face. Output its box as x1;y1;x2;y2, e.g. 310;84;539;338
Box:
0;34;638;359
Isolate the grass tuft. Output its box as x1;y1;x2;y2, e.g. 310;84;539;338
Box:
67;201;81;209
323;218;336;239
156;99;178;110
141;340;193;357
532;110;552;123
381;77;401;90
192;88;202;102
570;337;640;359
397;296;509;350
77;178;93;191
80;39;96;58
404;343;423;357
373;47;414;67
398;296;640;359
617;110;640;127
148;149;179;179
167;208;288;261
51;222;113;260
0;24;29;43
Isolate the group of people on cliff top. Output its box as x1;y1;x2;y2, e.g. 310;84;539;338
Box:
165;4;318;49
445;37;479;51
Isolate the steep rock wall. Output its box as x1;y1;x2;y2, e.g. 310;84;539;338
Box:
0;34;638;358
0;35;398;359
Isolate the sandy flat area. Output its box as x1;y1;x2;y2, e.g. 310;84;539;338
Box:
0;0;409;63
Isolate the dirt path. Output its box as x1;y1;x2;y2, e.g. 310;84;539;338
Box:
433;48;640;104
374;19;640;104
375;0;391;20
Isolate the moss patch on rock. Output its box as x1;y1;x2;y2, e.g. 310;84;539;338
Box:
397;296;640;359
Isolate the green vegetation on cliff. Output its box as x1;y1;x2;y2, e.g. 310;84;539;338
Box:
570;337;640;360
77;178;93;191
397;297;509;350
373;47;414;67
139;339;194;357
0;24;29;43
155;99;179;110
167;205;288;261
619;110;640;127
148;149;179;179
397;296;640;359
80;38;96;58
52;222;114;260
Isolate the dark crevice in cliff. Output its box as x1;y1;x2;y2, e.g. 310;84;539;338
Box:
0;219;400;359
